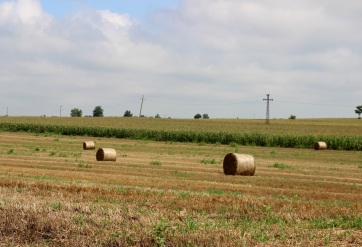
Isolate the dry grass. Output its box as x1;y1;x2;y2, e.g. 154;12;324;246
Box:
0;132;361;246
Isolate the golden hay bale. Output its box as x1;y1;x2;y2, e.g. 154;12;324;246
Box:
96;148;117;161
83;141;95;150
223;153;256;176
314;141;327;150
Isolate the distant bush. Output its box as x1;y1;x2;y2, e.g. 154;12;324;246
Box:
124;110;133;117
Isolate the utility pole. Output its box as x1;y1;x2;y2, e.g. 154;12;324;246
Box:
263;94;273;124
60;105;62;117
139;95;144;117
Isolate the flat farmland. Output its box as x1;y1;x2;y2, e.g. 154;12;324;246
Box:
0;118;361;246
1;117;362;136
1;117;362;151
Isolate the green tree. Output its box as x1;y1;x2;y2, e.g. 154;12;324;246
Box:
194;113;202;119
155;113;161;118
355;105;362;119
289;115;296;119
93;106;104;117
124;110;133;117
70;108;82;117
202;113;209;119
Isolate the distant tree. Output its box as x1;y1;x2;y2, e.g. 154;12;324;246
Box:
124;110;133;117
194;113;202;119
93;106;104;117
155;113;161;118
70;108;82;117
202;113;209;119
289;115;296;119
355;105;362;119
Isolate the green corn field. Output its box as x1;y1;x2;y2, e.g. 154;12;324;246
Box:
0;117;361;150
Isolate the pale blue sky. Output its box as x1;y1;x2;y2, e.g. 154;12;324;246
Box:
39;0;180;18
0;0;361;118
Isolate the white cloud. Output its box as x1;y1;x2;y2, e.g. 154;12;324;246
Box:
0;0;361;118
99;10;132;28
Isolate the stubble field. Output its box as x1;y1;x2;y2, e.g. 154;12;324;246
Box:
0;117;361;246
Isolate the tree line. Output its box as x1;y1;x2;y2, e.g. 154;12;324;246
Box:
71;105;362;119
70;106;134;117
70;106;211;119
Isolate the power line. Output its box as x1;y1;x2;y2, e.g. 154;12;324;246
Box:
274;99;352;107
145;98;259;106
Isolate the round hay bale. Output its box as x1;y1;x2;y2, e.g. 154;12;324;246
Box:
314;141;327;150
96;148;117;161
83;141;95;150
223;153;255;176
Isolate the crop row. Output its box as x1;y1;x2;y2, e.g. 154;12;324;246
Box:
1;122;361;151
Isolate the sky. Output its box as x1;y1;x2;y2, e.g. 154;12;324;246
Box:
0;0;361;119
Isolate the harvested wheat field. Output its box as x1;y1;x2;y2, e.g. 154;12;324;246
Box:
0;129;361;246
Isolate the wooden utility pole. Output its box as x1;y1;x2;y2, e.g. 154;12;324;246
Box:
139;95;144;117
263;94;273;124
